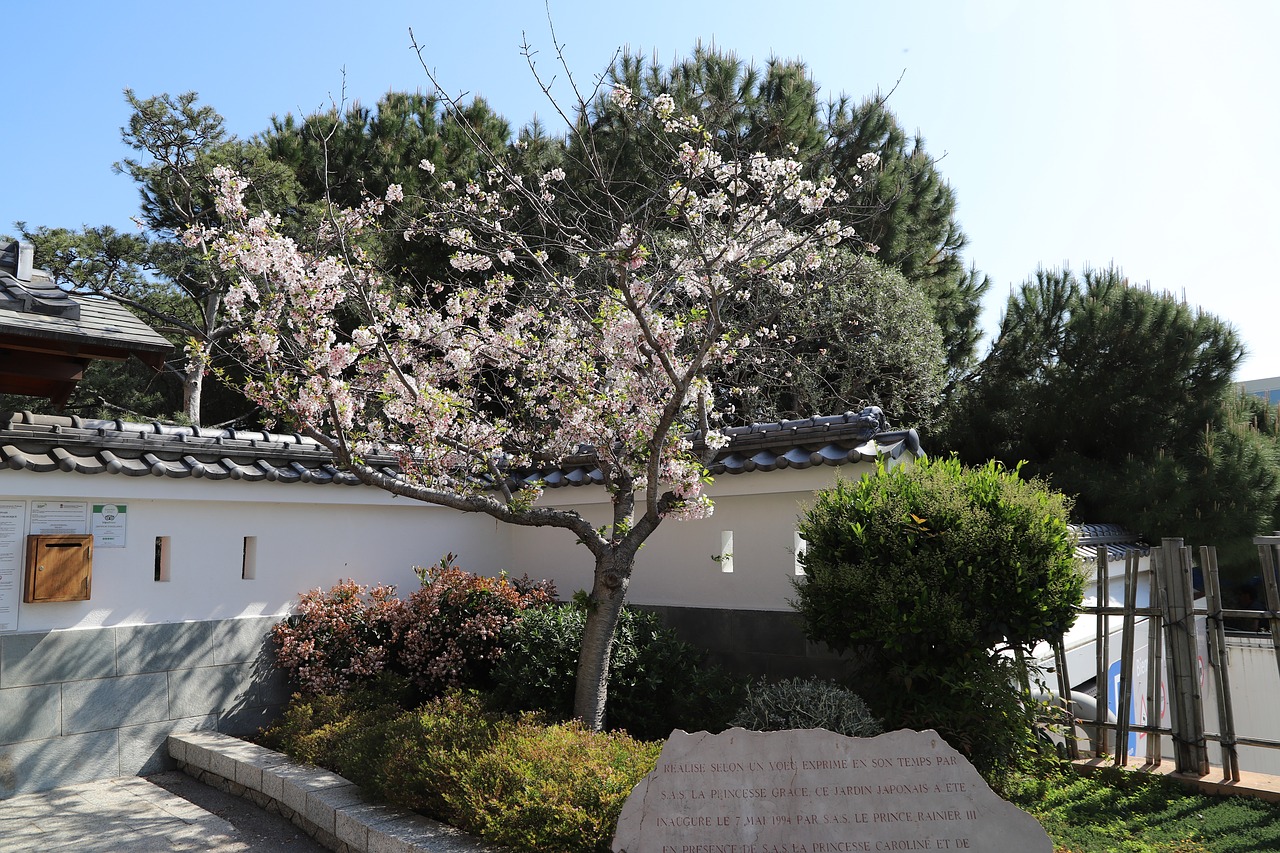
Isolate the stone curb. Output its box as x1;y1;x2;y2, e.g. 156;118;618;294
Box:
168;731;504;853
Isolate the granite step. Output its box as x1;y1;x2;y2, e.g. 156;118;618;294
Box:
168;731;504;853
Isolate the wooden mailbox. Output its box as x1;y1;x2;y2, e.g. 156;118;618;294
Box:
24;534;93;602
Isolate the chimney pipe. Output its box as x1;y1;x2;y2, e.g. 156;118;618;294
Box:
16;242;34;282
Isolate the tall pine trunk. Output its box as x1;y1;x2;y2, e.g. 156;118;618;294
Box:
183;365;203;427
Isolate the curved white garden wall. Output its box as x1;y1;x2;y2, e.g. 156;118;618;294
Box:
2;459;883;634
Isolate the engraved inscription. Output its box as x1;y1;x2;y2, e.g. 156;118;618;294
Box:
613;729;1050;853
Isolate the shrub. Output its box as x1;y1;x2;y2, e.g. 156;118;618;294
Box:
795;457;1083;659
394;556;555;695
270;579;404;694
259;674;419;790
730;677;882;738
487;600;581;716
261;689;659;853
491;601;744;740
792;457;1085;780
270;560;555;697
449;717;660;853
375;690;512;817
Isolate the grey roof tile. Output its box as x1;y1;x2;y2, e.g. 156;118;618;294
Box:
0;271;173;356
0;407;920;491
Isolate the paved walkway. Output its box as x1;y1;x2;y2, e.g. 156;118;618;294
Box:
0;772;327;852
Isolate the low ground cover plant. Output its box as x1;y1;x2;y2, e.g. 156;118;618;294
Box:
730;676;883;737
1007;765;1280;852
261;682;660;853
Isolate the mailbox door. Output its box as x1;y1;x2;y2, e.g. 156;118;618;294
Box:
24;535;93;602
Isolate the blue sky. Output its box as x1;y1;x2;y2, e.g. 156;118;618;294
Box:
5;1;1278;380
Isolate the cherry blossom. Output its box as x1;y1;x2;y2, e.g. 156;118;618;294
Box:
204;87;878;730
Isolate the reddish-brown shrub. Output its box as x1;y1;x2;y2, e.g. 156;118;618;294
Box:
395;556;555;695
271;580;404;694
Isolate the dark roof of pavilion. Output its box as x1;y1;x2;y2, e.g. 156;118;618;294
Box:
0;240;173;405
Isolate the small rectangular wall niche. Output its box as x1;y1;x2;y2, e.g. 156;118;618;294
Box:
241;536;257;580
718;530;734;573
154;536;171;582
794;530;807;576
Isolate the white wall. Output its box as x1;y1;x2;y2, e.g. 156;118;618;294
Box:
1;459;881;632
1221;633;1280;775
1;469;506;632
513;464;876;611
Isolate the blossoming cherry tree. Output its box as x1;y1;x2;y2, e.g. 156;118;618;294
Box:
204;85;877;729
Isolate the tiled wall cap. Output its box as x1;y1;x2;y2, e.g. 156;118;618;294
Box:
0;408;921;491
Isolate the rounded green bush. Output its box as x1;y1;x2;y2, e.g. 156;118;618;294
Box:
792;456;1084;780
794;457;1083;661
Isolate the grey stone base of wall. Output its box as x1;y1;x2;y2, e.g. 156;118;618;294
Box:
0;615;288;798
170;731;498;853
639;604;862;681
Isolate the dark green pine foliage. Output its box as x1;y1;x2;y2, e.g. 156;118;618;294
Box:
259;92;515;287
116;89;302;425
1234;391;1280;535
942;267;1278;571
573;47;825;207
588;47;983;374
826;97;990;376
549;43;825;292
563;46;959;423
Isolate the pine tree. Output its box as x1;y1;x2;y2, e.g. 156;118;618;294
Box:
575;45;986;385
940;267;1276;571
827;97;990;375
259;92;514;286
115;89;301;424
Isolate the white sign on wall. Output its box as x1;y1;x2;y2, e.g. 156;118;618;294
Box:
92;504;127;548
30;501;89;535
0;501;27;632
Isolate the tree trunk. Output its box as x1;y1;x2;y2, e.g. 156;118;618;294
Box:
183;364;203;426
573;550;631;730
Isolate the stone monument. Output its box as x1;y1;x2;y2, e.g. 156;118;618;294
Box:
613;728;1050;853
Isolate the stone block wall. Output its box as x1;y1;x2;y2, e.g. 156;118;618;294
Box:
0;615;287;798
